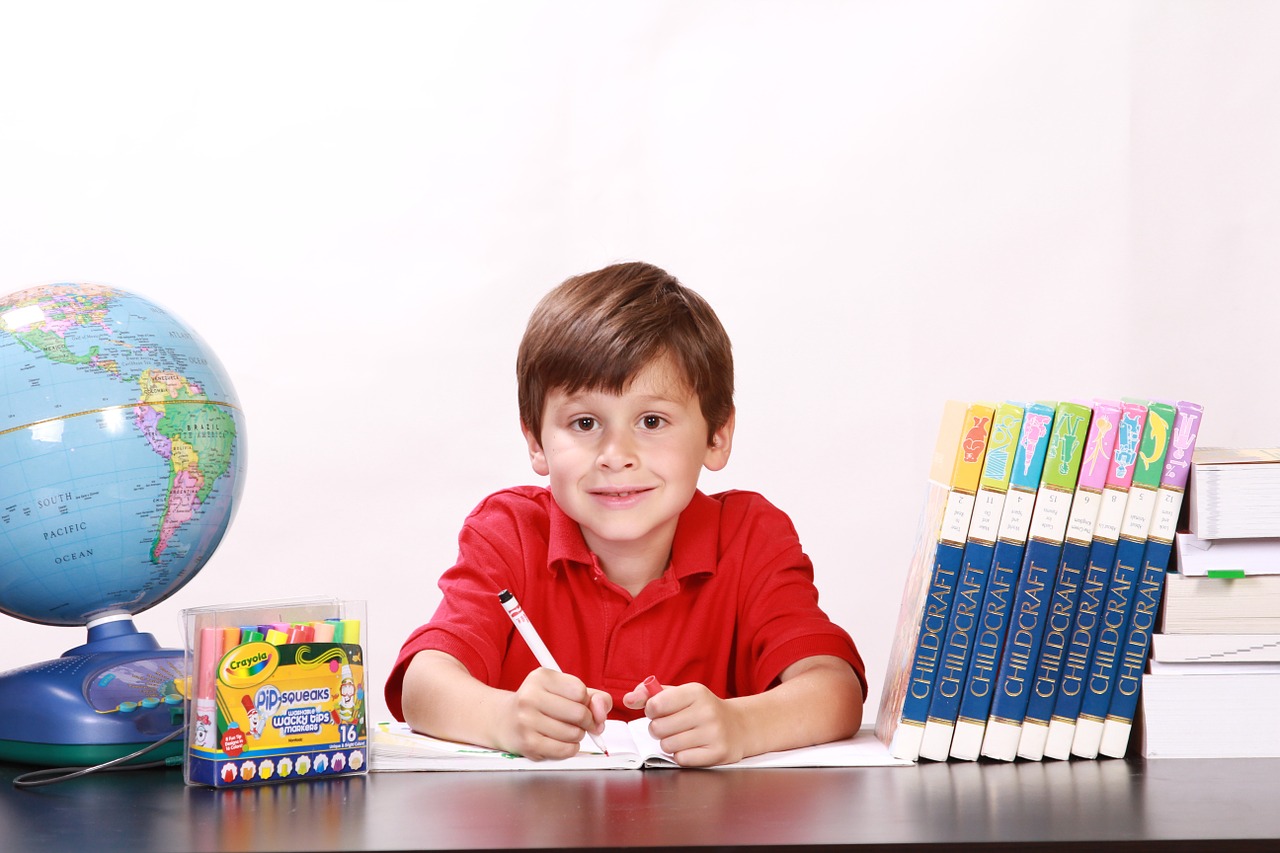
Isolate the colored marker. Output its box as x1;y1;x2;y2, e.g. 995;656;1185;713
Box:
642;676;664;698
264;628;289;646
311;621;336;642
194;627;220;748
497;589;609;756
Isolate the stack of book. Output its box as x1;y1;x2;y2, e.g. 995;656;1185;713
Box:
876;398;1204;763
1141;448;1280;759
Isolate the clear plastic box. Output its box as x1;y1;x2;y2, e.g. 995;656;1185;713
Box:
181;597;368;787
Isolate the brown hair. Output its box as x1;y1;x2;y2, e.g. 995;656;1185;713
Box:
517;262;734;443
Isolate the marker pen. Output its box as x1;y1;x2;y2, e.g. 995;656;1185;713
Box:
310;621;336;642
194;627;221;748
642;676;664;698
497;589;608;756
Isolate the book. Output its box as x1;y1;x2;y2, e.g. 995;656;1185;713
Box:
1174;532;1280;577
917;402;1023;761
1151;632;1280;663
1157;571;1280;634
1138;670;1280;759
1098;400;1205;759
876;401;992;761
1069;399;1180;759
979;401;1091;761
948;403;1056;761
1189;448;1280;539
370;721;913;771
1038;401;1147;759
1016;400;1120;761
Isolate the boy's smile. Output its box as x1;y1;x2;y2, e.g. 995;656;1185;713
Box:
524;355;733;592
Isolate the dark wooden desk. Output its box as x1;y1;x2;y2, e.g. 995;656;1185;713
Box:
2;757;1276;851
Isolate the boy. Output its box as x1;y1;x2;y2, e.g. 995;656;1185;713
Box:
385;262;865;767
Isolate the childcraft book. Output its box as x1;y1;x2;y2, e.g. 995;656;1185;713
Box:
370;721;910;771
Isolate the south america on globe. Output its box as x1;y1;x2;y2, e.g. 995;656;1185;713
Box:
0;284;247;628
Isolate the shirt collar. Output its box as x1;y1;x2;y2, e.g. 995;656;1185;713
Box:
544;489;720;581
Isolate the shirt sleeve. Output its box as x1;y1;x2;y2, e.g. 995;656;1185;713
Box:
383;493;535;721
725;492;867;698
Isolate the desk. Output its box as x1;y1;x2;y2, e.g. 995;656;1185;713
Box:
2;758;1277;851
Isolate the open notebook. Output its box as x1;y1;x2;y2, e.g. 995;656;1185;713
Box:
371;719;911;771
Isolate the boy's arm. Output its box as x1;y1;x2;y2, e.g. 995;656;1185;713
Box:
401;649;611;761
625;654;863;767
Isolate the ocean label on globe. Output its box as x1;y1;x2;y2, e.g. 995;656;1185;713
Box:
0;284;246;627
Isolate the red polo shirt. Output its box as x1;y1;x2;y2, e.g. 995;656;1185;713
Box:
385;487;865;722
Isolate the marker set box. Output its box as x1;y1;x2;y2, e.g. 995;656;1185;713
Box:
182;597;368;788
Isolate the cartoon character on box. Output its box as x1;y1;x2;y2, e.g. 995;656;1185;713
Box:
242;694;266;739
194;710;214;748
333;663;364;731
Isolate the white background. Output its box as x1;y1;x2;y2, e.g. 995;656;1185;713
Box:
2;1;1277;727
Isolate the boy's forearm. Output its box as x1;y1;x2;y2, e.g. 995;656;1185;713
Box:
400;650;513;748
730;655;864;758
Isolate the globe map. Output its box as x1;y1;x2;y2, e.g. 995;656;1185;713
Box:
0;284;245;627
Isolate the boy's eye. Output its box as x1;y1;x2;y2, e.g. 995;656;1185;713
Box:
572;417;597;431
641;415;664;430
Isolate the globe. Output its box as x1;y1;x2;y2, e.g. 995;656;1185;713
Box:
0;284;246;766
0;283;246;627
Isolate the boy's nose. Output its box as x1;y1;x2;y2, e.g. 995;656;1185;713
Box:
597;429;637;470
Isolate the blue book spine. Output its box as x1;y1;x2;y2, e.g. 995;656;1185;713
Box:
918;538;995;759
948;537;1025;757
980;536;1064;756
1097;538;1172;758
896;539;966;747
1042;537;1117;744
1072;535;1145;751
1016;538;1089;756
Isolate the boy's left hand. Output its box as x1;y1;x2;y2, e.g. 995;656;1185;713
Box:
623;681;747;768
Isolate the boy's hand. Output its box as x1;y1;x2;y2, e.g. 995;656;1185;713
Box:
626;681;748;768
502;667;611;760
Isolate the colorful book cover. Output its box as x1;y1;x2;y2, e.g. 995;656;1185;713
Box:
1040;401;1147;759
1069;399;1176;758
1098;400;1204;759
917;402;1024;760
949;403;1055;761
1016;400;1121;760
979;400;1091;762
875;401;989;760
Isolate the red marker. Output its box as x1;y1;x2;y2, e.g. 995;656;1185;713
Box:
642;676;663;697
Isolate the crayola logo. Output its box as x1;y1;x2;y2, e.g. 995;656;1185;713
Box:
221;641;278;689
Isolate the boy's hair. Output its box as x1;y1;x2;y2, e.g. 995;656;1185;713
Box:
517;261;734;444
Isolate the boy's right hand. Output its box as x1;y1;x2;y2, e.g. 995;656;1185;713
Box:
502;667;611;760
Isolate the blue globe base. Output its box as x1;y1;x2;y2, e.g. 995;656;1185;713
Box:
0;618;187;767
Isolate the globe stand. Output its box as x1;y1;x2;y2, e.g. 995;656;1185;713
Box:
0;613;186;767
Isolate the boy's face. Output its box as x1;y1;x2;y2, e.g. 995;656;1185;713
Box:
523;355;734;574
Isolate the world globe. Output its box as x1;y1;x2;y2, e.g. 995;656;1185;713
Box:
0;283;246;766
0;284;246;627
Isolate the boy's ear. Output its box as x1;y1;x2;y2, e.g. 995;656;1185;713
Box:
703;409;735;472
521;421;550;477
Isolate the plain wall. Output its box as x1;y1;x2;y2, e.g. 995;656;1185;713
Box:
2;1;1278;728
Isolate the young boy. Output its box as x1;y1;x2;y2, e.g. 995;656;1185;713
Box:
385;262;865;767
